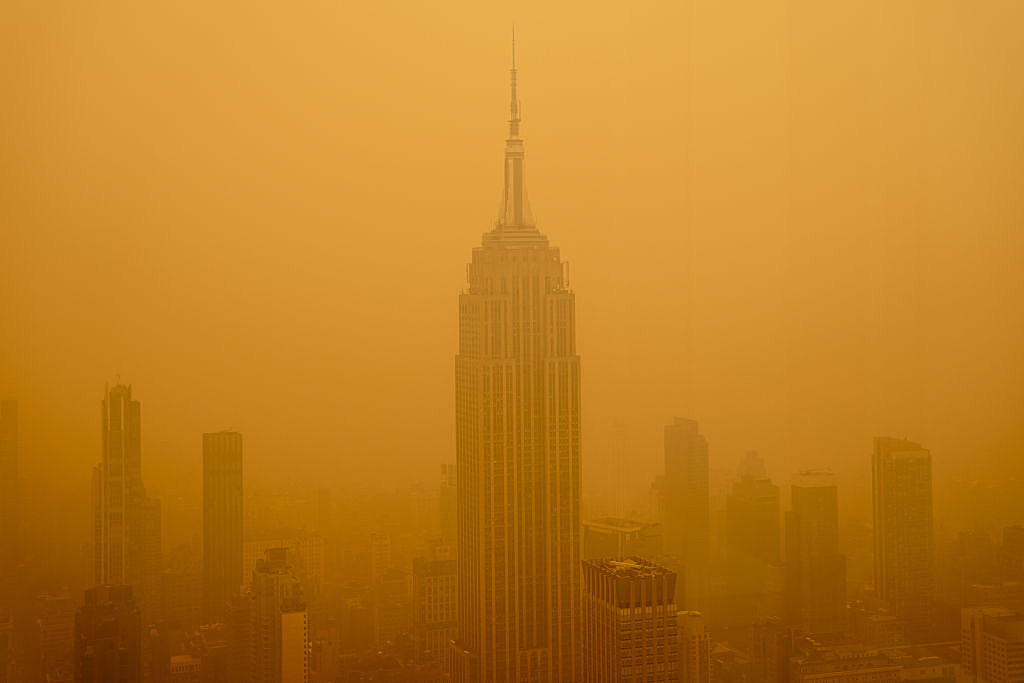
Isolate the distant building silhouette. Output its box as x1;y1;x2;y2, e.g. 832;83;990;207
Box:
203;431;243;624
872;437;934;642
73;585;142;683
92;385;162;624
582;558;679;682
450;40;582;682
726;455;780;565
662;417;710;607
785;469;846;636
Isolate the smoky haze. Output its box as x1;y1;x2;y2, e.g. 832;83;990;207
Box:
2;0;1022;522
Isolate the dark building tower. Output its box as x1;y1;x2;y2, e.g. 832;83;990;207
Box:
73;585;142;683
203;431;244;624
0;401;17;599
785;470;846;636
662;417;710;606
726;453;781;565
582;559;679;683
93;384;161;624
451;39;582;682
872;437;934;642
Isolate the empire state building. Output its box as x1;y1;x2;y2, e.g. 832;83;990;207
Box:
451;43;582;682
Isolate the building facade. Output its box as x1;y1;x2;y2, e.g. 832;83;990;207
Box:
677;611;710;683
93;385;162;624
451;44;582;682
785;469;846;636
726;471;781;565
251;548;309;683
662;418;710;608
203;431;244;624
582;559;679;683
413;544;457;666
961;607;1024;683
73;585;142;683
872;437;934;642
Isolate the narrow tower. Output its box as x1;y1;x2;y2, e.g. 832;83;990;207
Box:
872;437;934;642
451;37;582;682
203;431;244;623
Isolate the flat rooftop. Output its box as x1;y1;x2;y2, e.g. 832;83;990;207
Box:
585;557;672;579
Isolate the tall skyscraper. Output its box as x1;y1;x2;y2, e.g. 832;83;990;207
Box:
93;384;161;624
582;559;679;683
785;470;846;636
662;417;710;607
0;401;17;611
73;585;142;683
872;437;934;642
726;457;780;565
203;431;244;624
451;41;582;682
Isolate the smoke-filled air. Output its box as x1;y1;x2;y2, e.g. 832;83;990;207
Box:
2;2;1023;682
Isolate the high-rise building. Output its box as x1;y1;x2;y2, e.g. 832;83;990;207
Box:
251;548;308;683
785;470;846;636
451;41;582;683
159;569;202;631
961;607;1024;683
678;611;711;683
413;542;456;666
202;431;243;624
73;585;142;683
0;400;18;595
872;437;934;642
36;593;75;683
93;384;162;624
226;593;253;683
582;558;679;683
726;463;780;565
662;417;710;607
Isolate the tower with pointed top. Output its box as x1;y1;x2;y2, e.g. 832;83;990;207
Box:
451;41;582;682
92;384;162;624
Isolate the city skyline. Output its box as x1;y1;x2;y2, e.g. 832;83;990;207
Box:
3;6;1024;682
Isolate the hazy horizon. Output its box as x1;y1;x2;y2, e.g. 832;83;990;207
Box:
3;0;1022;514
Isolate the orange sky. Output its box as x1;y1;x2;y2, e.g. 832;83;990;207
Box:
2;1;1023;514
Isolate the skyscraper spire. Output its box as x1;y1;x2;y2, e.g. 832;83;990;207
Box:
509;27;520;138
499;28;534;230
